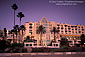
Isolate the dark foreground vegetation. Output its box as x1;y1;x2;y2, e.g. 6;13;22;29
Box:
32;47;85;52
1;39;85;53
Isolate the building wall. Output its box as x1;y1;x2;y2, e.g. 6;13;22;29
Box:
24;17;85;46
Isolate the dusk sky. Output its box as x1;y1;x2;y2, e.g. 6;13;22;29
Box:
0;0;85;30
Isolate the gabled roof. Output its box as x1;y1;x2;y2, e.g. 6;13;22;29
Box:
40;17;48;23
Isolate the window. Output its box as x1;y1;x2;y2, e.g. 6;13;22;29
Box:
71;26;74;28
29;30;32;31
61;31;63;32
69;41;72;43
82;32;84;33
74;40;76;42
78;41;81;42
61;27;63;29
78;29;80;30
56;44;58;46
75;26;77;27
45;27;48;30
71;26;73;27
36;23;39;25
49;24;52;26
36;30;39;34
29;32;32;35
29;26;32;28
82;27;83;28
68;28;70;29
43;24;48;26
79;31;81;33
57;27;60;29
61;25;63;27
30;44;32;46
65;25;67;27
70;44;73;45
26;44;29;46
54;44;55;46
34;44;37;46
49;27;52;29
82;29;84;31
65;31;67;32
72;31;74;33
58;40;60;42
36;26;38;28
68;26;70;27
57;24;60;26
29;23;32;25
79;27;80;28
65;28;67;30
75;29;77;30
72;29;74;30
76;32;77;33
69;31;71;32
75;26;77;28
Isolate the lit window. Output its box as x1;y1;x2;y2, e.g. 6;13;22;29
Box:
32;23;34;26
29;33;31;35
39;37;40;39
29;32;32;35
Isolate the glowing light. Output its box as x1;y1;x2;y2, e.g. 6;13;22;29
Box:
29;33;31;35
7;30;9;34
39;37;40;39
70;38;71;39
32;23;34;26
74;38;76;39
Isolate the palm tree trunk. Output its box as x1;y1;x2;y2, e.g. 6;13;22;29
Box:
19;32;20;44
40;32;43;46
22;30;23;42
40;32;41;46
16;32;17;43
54;32;55;42
20;17;21;25
13;33;14;43
14;10;15;26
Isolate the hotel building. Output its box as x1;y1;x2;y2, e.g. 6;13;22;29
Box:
23;17;85;47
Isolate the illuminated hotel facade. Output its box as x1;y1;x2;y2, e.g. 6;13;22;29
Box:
24;17;85;47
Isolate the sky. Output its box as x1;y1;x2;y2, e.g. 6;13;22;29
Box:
0;0;85;30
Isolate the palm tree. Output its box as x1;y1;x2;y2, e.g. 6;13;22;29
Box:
17;27;21;44
36;25;46;46
11;29;15;43
13;25;19;43
80;34;85;47
60;37;69;47
11;3;18;26
17;12;24;25
51;27;60;42
20;25;26;42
